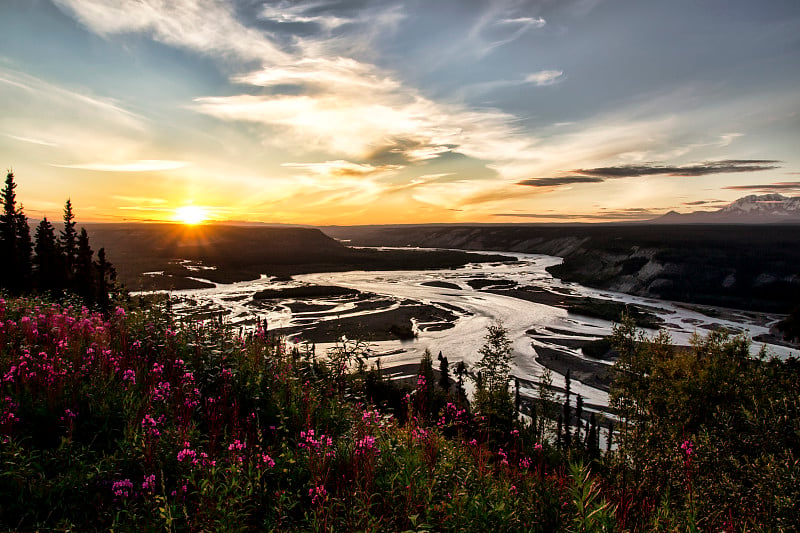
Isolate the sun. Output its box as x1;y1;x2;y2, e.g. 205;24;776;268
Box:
174;205;208;225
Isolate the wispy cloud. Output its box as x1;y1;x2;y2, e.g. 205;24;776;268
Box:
524;70;564;86
493;207;660;221
53;0;288;66
112;195;168;204
260;1;350;30
682;199;725;206
518;176;604;187
3;133;58;147
724;181;800;193
519;160;782;189
0;68;144;128
470;10;546;57
52;160;189;172
281;160;402;178
573;160;780;178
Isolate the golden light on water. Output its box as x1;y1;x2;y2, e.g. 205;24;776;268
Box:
174;205;208;225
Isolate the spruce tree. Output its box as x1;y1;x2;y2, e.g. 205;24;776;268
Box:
60;199;77;284
33;217;59;292
75;228;95;302
0;171;32;292
563;369;572;449
438;354;451;391
587;412;598;458
575;394;584;448
94;247;116;312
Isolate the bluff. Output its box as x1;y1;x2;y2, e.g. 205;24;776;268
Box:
85;223;511;291
323;224;800;313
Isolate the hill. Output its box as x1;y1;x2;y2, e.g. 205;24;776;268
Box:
83;223;512;291
322;224;800;313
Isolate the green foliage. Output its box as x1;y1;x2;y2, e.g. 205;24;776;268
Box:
608;314;800;530
566;462;616;532
0;297;583;531
1;290;796;530
472;322;516;441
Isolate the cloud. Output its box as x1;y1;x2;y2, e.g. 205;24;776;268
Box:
471;11;547;56
3;133;59;147
518;176;604;187
518;160;782;190
281;160;401;178
260;1;351;30
0;68;144;129
51;160;189;172
682;199;725;206
493;207;660;221
524;70;564;86
573;160;780;178
112;195;168;204
724;181;800;192
53;0;288;65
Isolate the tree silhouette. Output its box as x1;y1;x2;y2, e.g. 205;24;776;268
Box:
60;199;77;285
0;171;32;292
33;217;60;292
438;353;451;391
94;247;116;312
75;228;95;302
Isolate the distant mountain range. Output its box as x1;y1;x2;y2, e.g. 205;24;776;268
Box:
654;194;800;224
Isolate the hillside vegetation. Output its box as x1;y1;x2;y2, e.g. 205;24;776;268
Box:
1;295;797;531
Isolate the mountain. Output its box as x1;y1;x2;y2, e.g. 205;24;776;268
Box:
653;194;800;224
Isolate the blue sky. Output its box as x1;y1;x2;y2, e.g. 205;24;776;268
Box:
1;0;798;224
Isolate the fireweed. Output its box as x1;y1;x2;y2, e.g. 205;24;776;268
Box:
4;295;788;531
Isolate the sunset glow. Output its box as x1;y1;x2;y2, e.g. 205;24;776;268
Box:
0;1;798;224
174;206;208;225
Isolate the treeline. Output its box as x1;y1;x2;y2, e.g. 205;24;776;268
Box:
0;171;116;309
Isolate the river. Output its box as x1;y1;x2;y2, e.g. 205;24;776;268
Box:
163;250;795;408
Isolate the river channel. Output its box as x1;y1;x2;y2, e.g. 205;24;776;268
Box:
164;251;795;409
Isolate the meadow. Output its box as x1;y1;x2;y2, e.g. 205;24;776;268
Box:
1;294;797;531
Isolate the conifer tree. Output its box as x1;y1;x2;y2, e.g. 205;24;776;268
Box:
94;247;116;312
563;369;572;449
587;412;598;458
0;171;32;292
473;323;515;436
33;217;60;292
575;394;584;448
438;354;451;391
475;323;512;393
60;199;77;283
75;228;95;302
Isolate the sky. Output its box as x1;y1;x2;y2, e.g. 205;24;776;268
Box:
1;0;799;225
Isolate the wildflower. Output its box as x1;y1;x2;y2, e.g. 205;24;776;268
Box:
122;369;136;386
355;435;379;455
509;484;518;495
519;456;532;469
681;439;694;456
309;485;327;505
498;448;509;466
142;474;156;491
112;479;134;498
228;439;246;452
177;446;196;463
259;454;276;468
